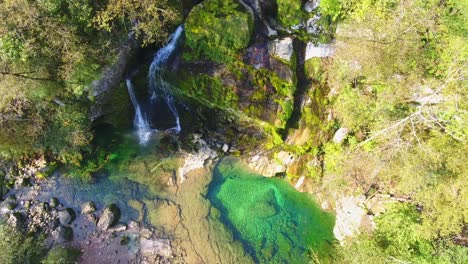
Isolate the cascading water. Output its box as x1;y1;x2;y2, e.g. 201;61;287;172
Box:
126;79;153;144
127;25;184;145
148;25;184;134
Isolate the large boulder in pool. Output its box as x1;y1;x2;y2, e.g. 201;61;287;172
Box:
97;204;121;230
185;0;254;62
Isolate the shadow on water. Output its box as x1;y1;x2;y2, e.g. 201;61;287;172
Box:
207;157;336;264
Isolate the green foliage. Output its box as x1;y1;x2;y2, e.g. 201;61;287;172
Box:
94;0;182;46
42;246;81;264
338;203;468;264
319;1;467;258
277;0;304;28
185;0;253;63
0;223;45;264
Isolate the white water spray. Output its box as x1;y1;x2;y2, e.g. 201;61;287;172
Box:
126;79;153;145
127;25;184;145
148;25;184;134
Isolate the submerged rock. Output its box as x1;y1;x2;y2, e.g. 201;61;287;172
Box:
58;208;76;225
51;225;73;243
97;204;121;230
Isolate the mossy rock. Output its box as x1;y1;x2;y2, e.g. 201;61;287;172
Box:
277;0;305;28
185;0;254;62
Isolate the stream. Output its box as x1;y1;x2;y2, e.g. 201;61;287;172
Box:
4;24;336;263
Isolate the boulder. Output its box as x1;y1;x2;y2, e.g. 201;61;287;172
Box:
306;15;321;34
304;0;320;13
58;208;76;225
81;201;97;215
49;197;59;208
333;196;367;244
305;42;334;60
97;204;121;230
51;225;73;243
2;195;17;211
268;37;294;62
333;127;349;144
109;223;127;232
7;212;24;229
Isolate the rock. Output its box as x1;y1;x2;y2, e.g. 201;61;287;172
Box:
24;200;32;209
333;196;367;244
248;153;290;177
268;37;294;62
305;42;334;60
81;201;97;214
87;214;98;224
48;218;60;230
7;212;24;229
41;202;51;212
49;197;59;208
51;225;73;243
178;137;218;183
97;204;121;230
321;201;331;210
140;238;172;259
304;0;320;13
120;235;130;245
333;127;349;144
15;177;31;188
58;208;76;225
2;195;18;211
109;223;127;232
222;144;229;153
306;15;321;34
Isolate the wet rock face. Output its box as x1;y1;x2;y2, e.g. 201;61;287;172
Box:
97;204;121;230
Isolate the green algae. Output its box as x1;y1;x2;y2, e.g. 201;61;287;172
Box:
208;157;336;263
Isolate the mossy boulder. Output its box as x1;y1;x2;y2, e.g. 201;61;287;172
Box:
185;0;254;62
277;0;304;28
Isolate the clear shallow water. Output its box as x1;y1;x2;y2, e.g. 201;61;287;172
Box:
208;157;336;263
31;129;335;263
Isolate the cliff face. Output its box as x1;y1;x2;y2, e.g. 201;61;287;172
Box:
169;0;334;179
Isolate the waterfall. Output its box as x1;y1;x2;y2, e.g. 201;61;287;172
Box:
126;25;184;145
148;25;184;134
126;79;153;144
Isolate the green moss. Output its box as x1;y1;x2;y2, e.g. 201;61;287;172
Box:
185;0;254;63
304;58;324;83
171;71;239;108
277;0;305;28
